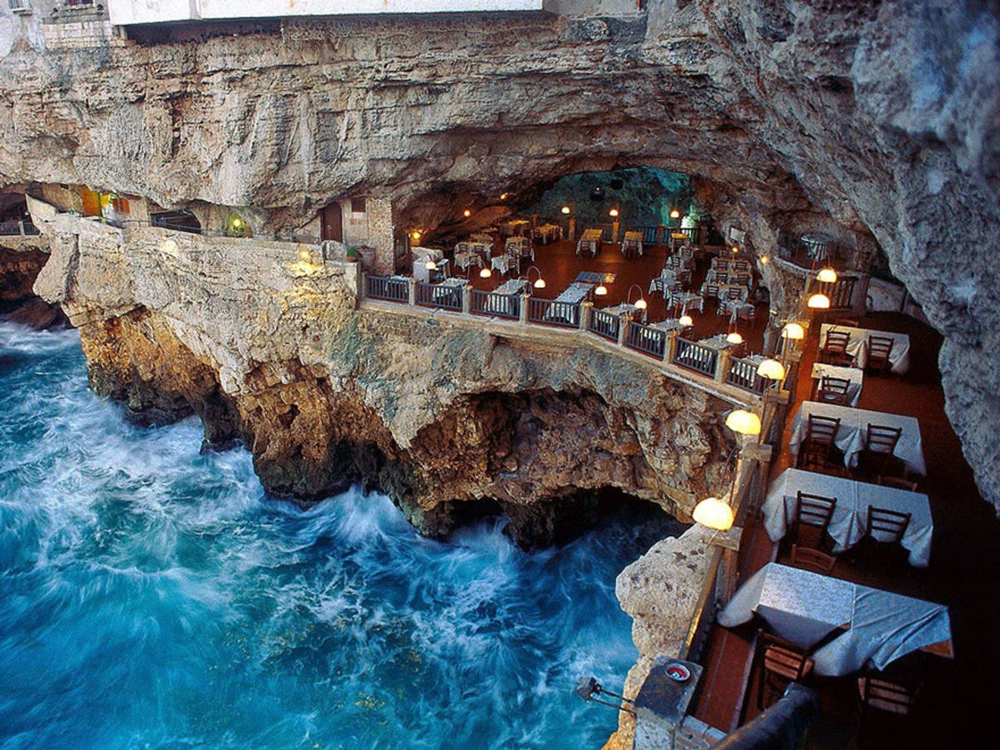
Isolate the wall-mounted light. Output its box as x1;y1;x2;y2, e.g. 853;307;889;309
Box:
561;206;571;215
299;248;311;261
500;193;509;201
807;293;831;309
731;245;739;254
609;208;619;219
463;209;472;218
411;230;422;241
817;267;838;283
760;256;770;265
669;209;681;220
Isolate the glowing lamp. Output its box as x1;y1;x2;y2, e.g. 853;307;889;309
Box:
760;256;769;265
817;267;838;283
500;193;509;201
561;206;571;215
678;314;694;327
463;209;472;218
411;231;422;241
634;298;647;311
726;332;744;345
609;208;619;218
299;248;311;261
594;285;608;296
756;358;786;381
781;323;805;340
725;409;762;436
479;267;492;278
693;497;734;532
425;260;437;271
231;217;243;229
533;278;546;289
669;209;681;220
731;245;739;254
807;293;831;309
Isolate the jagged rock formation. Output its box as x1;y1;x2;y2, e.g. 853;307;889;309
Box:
0;237;65;327
30;215;738;546
2;1;999;513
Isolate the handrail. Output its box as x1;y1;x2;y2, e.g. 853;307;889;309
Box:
673;337;718;376
588;308;621;342
726;356;766;394
625;320;666;358
528;297;580;328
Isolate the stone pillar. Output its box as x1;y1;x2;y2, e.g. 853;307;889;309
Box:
612;220;620;244
568;217;576;241
519;292;531;325
366;198;396;276
462;284;472;315
579;300;593;331
616;315;629;346
715;349;732;384
407;277;417;307
664;330;678;363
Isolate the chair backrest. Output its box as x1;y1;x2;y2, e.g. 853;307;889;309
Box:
734;274;751;286
818;376;851;405
877;475;919;492
759;631;814;682
822;329;850;354
714;259;730;270
806;414;841;446
858;676;918;716
712;272;727;283
866;423;903;455
868;335;894;363
706;284;720;298
866;506;911;544
794;491;837;530
726;286;743;300
790;544;837;574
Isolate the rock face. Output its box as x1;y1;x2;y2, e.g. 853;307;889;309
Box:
31;214;738;546
0;238;66;328
2;1;999;510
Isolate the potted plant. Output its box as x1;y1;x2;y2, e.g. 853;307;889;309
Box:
345;246;360;262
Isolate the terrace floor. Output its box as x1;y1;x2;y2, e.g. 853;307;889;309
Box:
458;238;769;352
690;311;1000;747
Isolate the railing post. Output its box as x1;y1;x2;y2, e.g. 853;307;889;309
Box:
616;316;628;347
18;221;26;236
461;284;472;315
715;349;732;384
664;331;678;363
579;301;593;332
407;277;417;307
519;292;531;325
360;272;368;302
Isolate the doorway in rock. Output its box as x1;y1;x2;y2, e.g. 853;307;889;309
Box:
321;203;343;242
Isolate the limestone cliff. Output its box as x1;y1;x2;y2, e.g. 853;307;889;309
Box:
2;1;998;511
32;215;737;545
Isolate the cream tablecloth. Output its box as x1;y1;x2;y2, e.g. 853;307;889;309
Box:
820;324;911;374
576;228;603;256
718;563;952;676
788;401;926;475
761;468;934;566
810;363;864;406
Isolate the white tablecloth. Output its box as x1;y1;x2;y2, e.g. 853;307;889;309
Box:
491;254;515;275
761;468;934;566
666;255;693;271
454;251;483;271
621;231;643;257
555;282;593;305
577;229;603;256
698;333;734;351
719;299;755;322
431;277;466;303
788;401;927;476
820;324;911;374
718;563;951;676
456;240;492;256
533;224;562;243
480;279;528;315
668;291;704;314
810;363;864;407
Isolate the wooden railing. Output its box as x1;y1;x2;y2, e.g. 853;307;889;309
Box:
726;356;767;394
588;308;621;342
626;226;661;246
415;282;463;311
528;298;580;328
470;289;520;320
673;337;718;376
625;321;667;358
0;220;40;236
365;275;408;303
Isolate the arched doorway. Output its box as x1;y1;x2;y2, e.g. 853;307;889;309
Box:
321;203;343;243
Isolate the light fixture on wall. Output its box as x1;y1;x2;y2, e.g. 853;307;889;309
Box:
817;267;838;283
807;293;831;309
463;209;472;218
609;208;619;219
561;205;571;215
731;245;740;254
669;208;681;220
526;266;546;289
411;230;422;241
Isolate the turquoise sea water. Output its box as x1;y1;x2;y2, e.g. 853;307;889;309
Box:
0;322;643;750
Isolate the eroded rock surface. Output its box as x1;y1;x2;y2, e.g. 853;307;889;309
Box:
2;1;999;511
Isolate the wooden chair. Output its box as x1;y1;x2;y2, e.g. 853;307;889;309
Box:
757;630;814;710
790;544;837;574
788;492;837;551
855;424;904;478
705;284;720;300
796;414;842;473
857;674;921;746
816;375;851;406
819;329;854;366
877;474;919;492
855;506;911;571
867;335;895;375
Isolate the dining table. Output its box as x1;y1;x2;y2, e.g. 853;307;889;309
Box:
788;401;927;476
820;324;911;374
533;223;562;244
667;291;704;314
621;231;643;258
480;278;529;315
810;363;864;406
454;250;484;271
717;563;952;676
761;468;934;566
577;228;603;257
